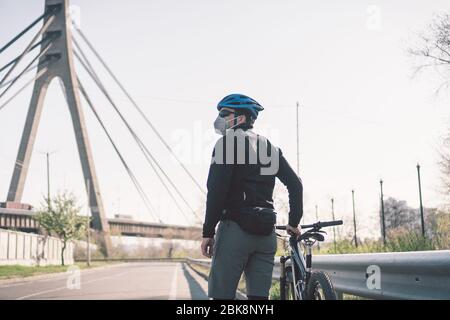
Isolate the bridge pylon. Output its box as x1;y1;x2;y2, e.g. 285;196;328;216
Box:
6;0;113;256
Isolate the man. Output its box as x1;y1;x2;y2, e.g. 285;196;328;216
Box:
201;93;303;300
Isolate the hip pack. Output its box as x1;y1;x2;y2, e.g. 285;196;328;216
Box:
227;207;277;236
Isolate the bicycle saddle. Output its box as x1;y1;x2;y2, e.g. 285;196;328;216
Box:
300;231;325;242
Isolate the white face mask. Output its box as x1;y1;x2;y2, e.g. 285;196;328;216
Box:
214;115;240;135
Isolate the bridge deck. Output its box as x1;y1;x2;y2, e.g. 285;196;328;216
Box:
0;208;202;240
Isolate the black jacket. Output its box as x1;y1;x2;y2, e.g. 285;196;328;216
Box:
202;128;303;238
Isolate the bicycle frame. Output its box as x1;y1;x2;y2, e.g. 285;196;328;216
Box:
280;236;313;300
277;220;343;300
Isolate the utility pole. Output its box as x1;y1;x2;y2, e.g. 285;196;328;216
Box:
86;179;91;267
46;152;50;204
296;101;300;175
380;179;386;246
315;204;320;251
417;164;425;237
39;150;57;208
331;198;337;253
352;190;358;248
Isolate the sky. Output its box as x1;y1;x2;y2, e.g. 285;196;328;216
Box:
1;0;450;240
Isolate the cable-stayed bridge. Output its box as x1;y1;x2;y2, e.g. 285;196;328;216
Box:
0;0;204;256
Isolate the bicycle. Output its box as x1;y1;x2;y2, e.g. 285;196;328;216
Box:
276;220;343;300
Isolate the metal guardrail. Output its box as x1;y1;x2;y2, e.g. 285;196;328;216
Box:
75;257;186;263
187;250;450;300
186;258;213;268
311;250;450;300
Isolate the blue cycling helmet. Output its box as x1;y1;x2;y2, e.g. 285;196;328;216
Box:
217;94;264;119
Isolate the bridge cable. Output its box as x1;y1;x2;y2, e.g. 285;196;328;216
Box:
72;38;101;83
68;43;193;223
0;67;49;112
73;48;202;223
0;7;58;55
73;38;197;223
73;27;207;196
1;62;42;89
74;51;201;224
0;15;56;88
0;56;56;111
77;78;162;223
0;42;53;100
0;35;55;74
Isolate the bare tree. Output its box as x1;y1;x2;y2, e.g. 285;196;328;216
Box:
409;14;450;207
383;197;418;233
408;13;450;94
438;128;450;207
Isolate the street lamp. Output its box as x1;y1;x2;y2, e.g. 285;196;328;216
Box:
380;179;386;246
417;164;425;237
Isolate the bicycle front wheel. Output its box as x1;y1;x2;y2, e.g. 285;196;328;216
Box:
306;271;337;300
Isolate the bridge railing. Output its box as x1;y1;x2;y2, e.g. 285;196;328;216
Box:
187;250;450;300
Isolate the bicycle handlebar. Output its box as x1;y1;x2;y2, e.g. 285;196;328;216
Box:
276;220;343;230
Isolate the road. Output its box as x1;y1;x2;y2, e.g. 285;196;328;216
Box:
0;262;209;300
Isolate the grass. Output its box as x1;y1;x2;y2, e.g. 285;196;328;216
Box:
317;230;441;255
269;280;368;300
269;280;280;300
0;261;117;280
343;293;369;300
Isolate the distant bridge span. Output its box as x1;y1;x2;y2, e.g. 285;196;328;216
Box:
0;208;202;241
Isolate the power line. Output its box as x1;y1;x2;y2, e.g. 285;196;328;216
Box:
73;27;206;196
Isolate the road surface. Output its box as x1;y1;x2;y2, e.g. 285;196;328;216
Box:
0;262;209;300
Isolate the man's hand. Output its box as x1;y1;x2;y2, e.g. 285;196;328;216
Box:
286;224;301;237
201;237;215;258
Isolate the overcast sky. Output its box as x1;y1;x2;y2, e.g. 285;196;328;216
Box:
1;0;450;239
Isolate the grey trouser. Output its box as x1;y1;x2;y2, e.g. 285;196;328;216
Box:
208;219;277;299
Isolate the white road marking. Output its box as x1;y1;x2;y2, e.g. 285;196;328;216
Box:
168;263;179;300
0;263;127;289
15;270;132;300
